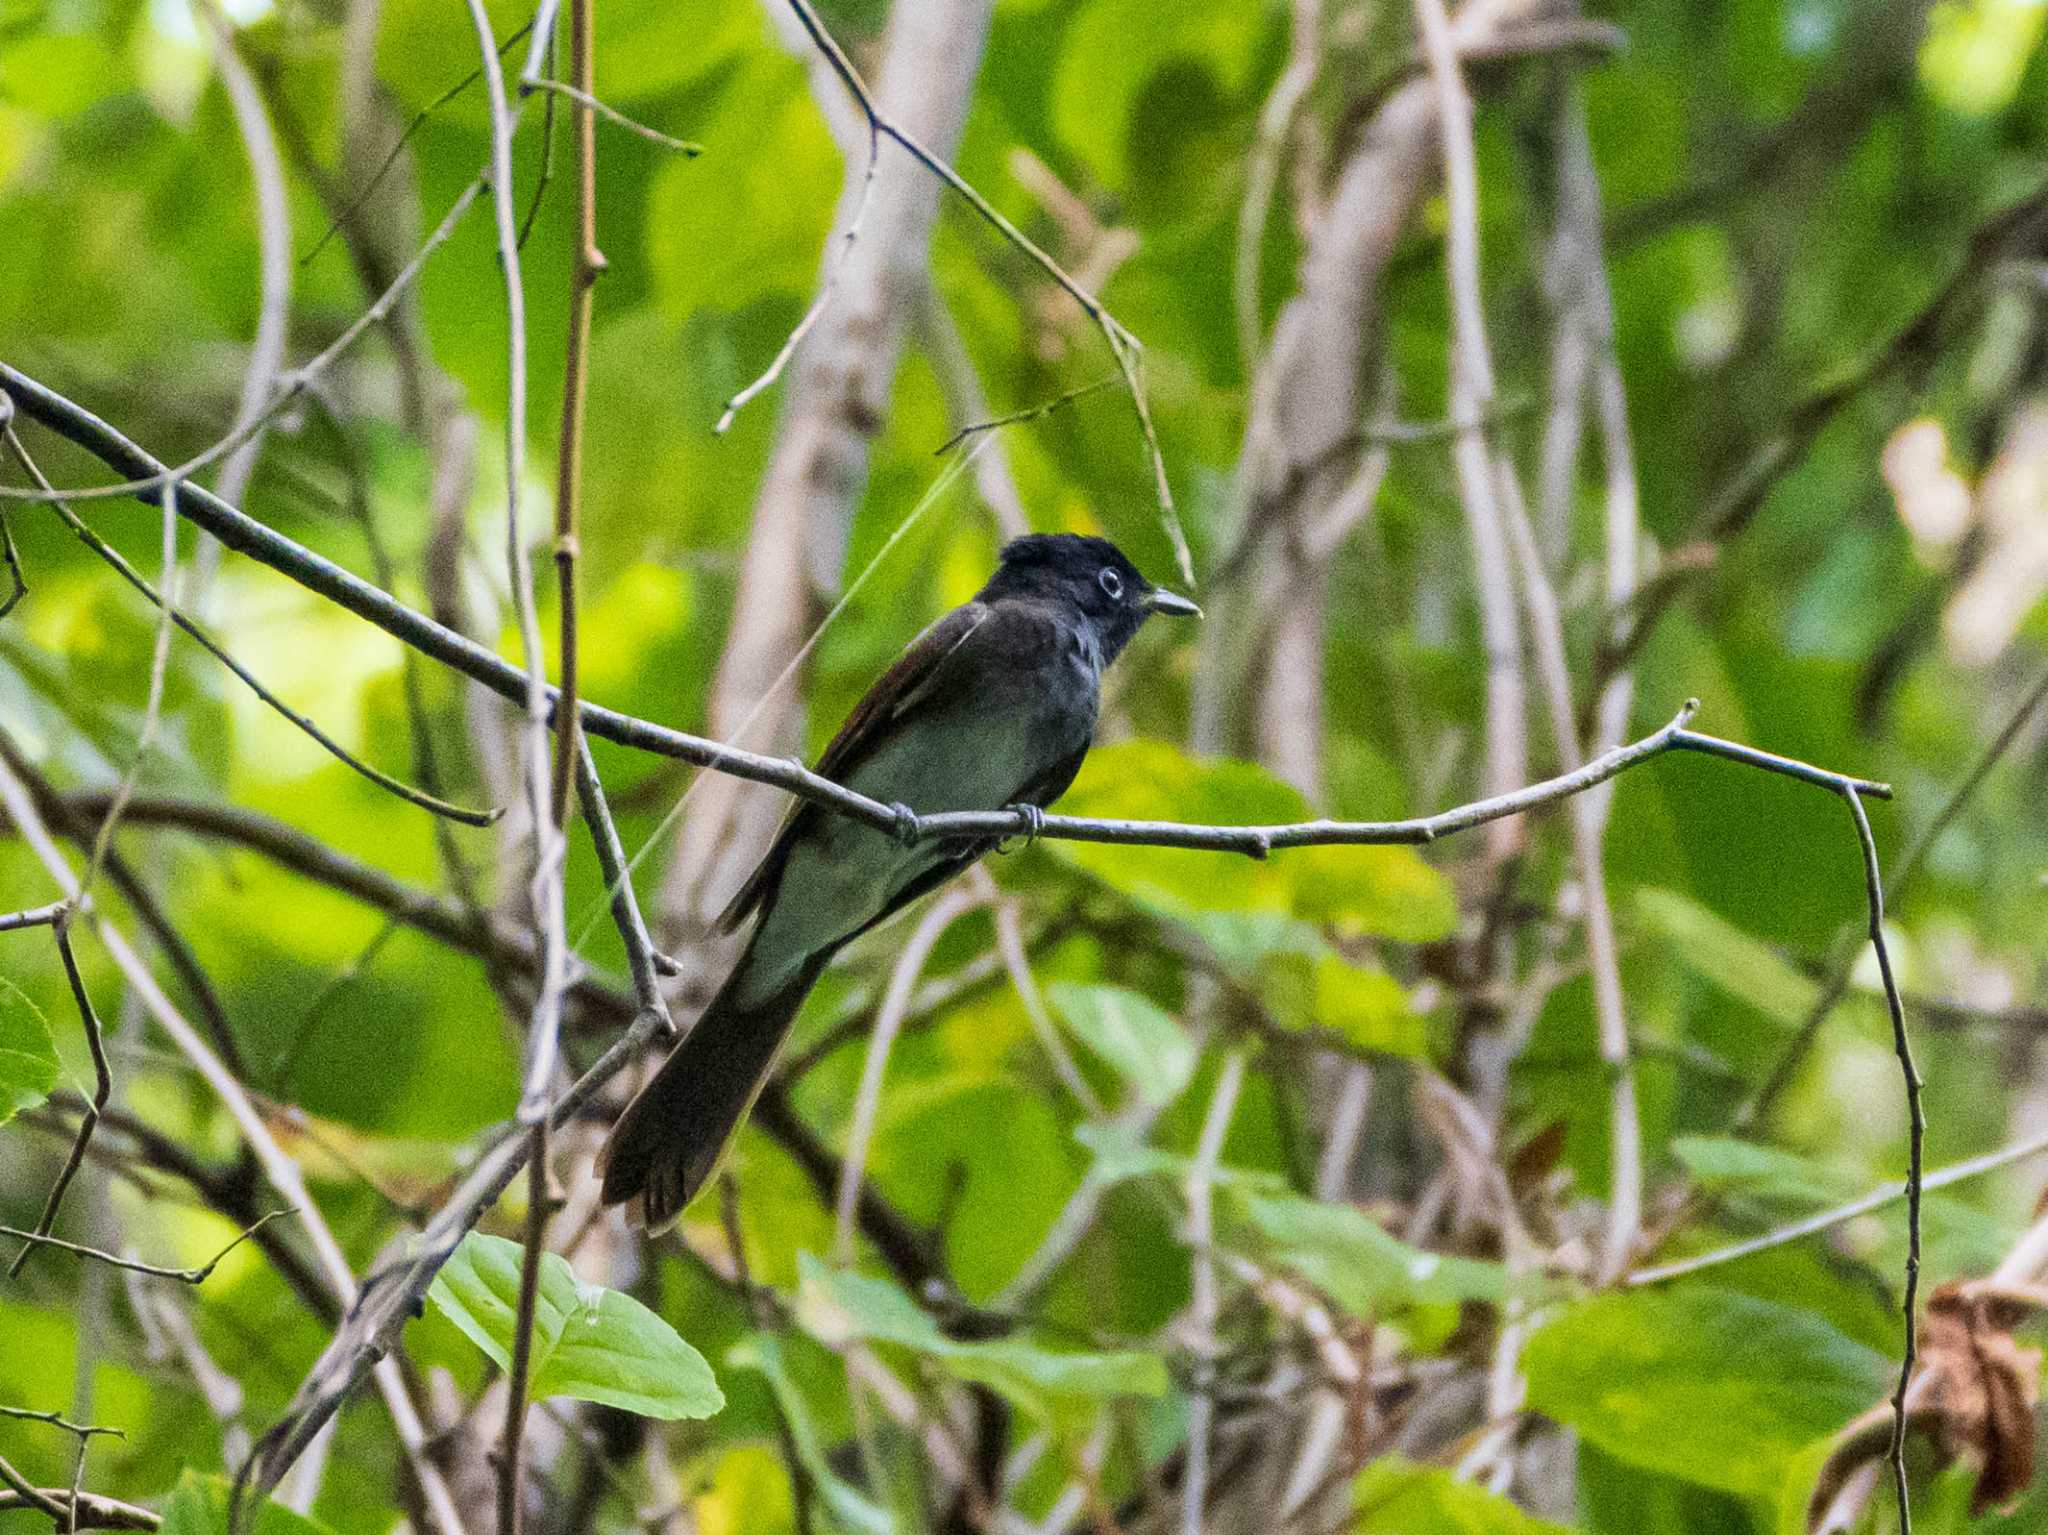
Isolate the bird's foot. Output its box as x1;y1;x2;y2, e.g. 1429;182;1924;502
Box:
997;802;1046;853
888;801;922;846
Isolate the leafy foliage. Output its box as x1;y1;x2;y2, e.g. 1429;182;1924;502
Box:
1;0;2046;1528
427;1233;722;1419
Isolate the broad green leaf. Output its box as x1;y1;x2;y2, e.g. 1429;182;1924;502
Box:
1053;740;1302;916
1262;951;1426;1058
1054;741;1452;940
1047;982;1196;1105
1289;843;1459;944
1669;1136;1845;1204
1355;1456;1574;1534
729;1332;895;1535
159;1472;338;1535
795;1254;1168;1410
0;975;58;1127
1241;1192;1511;1314
1580;1442;1746;1535
426;1233;722;1420
1635;889;1817;1027
1523;1288;1888;1498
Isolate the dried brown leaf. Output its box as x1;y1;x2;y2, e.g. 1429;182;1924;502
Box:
1806;1280;2048;1532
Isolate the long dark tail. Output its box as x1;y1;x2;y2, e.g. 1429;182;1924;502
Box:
599;941;829;1232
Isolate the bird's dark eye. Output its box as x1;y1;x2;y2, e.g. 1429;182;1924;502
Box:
1098;568;1124;601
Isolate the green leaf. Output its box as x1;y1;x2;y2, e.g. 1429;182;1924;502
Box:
1354;1456;1574;1534
1241;1191;1511;1314
1523;1288;1888;1498
1289;843;1459;944
1669;1136;1845;1204
1052;740;1303;917
0;975;59;1127
1053;741;1453;942
159;1472;338;1535
426;1233;722;1420
1635;888;1817;1027
729;1332;895;1535
1047;982;1196;1105
1263;951;1426;1058
794;1254;1168;1410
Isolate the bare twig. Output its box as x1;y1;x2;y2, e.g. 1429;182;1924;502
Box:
302;22;531;268
0;1483;159;1531
1630;1122;2048;1286
1235;0;1323;371
193;0;293;604
0;901;67;932
834;887;980;1262
1;423;498;825
775;0;1190;577
1415;0;1641;1281
1742;660;2048;1125
0;1209;297;1285
1181;1049;1248;1535
7;923;112;1278
498;1119;551;1535
517;78;699;154
1846;785;1922;1535
715;116;878;434
932;374;1121;457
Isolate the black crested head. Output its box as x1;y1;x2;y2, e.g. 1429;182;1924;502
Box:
978;532;1199;663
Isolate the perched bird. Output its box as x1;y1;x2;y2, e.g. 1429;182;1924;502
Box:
600;533;1199;1230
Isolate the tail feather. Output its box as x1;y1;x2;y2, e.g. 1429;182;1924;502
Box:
599;945;828;1232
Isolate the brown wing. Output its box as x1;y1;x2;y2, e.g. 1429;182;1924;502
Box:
715;601;991;934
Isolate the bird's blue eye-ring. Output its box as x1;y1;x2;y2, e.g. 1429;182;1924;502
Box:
1098;568;1123;600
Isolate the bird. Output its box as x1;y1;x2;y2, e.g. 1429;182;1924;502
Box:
599;533;1199;1231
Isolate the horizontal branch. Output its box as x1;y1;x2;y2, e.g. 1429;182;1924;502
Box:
0;1208;295;1284
1628;1119;2048;1287
0;1486;159;1531
0;368;1900;868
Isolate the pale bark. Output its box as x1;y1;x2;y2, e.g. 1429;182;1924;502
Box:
656;0;996;962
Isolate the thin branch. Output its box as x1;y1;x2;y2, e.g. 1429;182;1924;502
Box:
517;78;700;154
1741;660;2048;1125
452;0;570;1137
0;177;490;509
0;1484;159;1531
0;1209;297;1285
0;901;67;932
301;22;532;268
715;117;879;434
0;502;24;619
7;923;112;1278
834;887;979;1262
1416;0;1641;1279
931;374;1120;457
498;1118;550;1535
775;0;1190;578
1;423;498;825
1846;784;1922;1535
1181;1049;1248;1535
991;888;1101;1115
1629;1122;2048;1287
193;0;293;602
1235;0;1322;371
